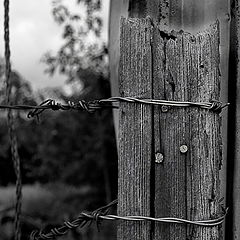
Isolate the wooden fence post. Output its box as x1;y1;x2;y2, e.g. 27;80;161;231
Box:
118;16;223;240
109;6;228;232
153;22;222;240
118;17;152;240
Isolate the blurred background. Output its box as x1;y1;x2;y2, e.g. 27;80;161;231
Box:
0;0;118;239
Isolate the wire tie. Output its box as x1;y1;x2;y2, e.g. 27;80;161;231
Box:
51;227;67;236
30;230;38;240
30;199;227;240
79;219;89;228
81;211;94;219
64;221;79;229
92;211;102;232
209;100;223;112
38;231;52;240
50;102;61;111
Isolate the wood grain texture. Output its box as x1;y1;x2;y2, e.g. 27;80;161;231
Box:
152;22;222;240
118;17;153;240
118;16;222;240
146;0;229;238
109;0;229;150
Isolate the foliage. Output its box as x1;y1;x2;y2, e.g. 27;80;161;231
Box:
52;0;102;35
0;0;117;238
42;0;108;82
0;58;36;106
0;64;117;239
0;0;117;197
0;84;117;194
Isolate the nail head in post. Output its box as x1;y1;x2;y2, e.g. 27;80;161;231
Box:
161;105;169;113
180;145;188;154
155;152;164;163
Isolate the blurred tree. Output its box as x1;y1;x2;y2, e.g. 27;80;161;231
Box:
0;1;118;237
0;57;117;204
0;57;37;186
40;0;117;203
42;0;108;83
0;57;36;106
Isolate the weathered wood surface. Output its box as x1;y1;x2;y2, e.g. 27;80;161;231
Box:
229;0;240;239
145;5;229;226
118;17;222;240
152;22;222;240
109;2;229;202
118;18;152;240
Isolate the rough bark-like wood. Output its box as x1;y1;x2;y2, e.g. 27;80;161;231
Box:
118;17;152;240
147;0;229;238
152;22;222;240
109;1;229;164
152;27;187;240
118;16;222;240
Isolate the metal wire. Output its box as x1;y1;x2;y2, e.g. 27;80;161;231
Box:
4;0;22;239
30;199;228;240
30;199;117;240
0;97;229;120
26;99;114;119
100;97;230;112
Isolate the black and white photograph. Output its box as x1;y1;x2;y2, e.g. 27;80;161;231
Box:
0;1;237;240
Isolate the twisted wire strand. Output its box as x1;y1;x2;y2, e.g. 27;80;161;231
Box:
4;0;22;240
0;97;229;119
26;99;112;119
99;212;227;227
30;199;227;240
100;97;230;112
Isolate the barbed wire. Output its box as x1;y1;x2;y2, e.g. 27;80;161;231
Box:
100;97;229;112
30;199;228;240
4;0;22;240
30;199;117;240
0;97;229;120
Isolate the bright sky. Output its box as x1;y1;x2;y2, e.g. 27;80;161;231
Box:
0;0;109;89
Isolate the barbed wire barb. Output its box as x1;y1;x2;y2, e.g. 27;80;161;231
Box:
0;97;229;120
30;199;227;240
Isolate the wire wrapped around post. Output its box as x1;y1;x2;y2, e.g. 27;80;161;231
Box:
30;199;228;240
0;97;229;120
4;0;22;240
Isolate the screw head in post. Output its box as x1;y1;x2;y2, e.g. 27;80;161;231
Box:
155;152;164;163
180;145;188;153
161;105;169;113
